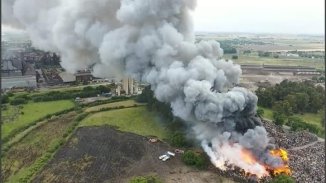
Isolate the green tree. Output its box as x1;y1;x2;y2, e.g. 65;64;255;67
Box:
273;111;286;126
295;93;309;113
256;108;264;117
308;92;323;113
96;85;111;93
285;95;298;113
170;132;188;147
10;98;27;105
256;87;274;107
82;86;94;91
181;150;207;169
270;175;295;183
1;95;9;104
231;55;238;59
273;101;293;117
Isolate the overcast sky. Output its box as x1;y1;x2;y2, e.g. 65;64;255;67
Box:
193;0;325;35
2;0;324;35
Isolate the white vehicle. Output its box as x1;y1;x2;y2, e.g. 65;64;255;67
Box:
162;155;170;161
167;151;175;157
159;154;167;160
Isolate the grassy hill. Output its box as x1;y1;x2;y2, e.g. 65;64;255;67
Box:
80;106;169;140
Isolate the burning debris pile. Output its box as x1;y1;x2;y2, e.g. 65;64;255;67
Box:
269;149;291;176
4;0;292;180
263;120;325;183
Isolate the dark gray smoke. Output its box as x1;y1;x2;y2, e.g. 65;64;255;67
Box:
3;0;284;176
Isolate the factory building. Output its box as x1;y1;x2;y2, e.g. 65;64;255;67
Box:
115;77;140;96
123;77;138;95
1;59;37;89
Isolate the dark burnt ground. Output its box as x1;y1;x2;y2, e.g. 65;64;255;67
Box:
33;126;234;183
32;126;177;183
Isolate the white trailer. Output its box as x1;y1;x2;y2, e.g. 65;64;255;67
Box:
167;151;175;156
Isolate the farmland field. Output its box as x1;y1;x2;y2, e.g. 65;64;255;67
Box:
2;112;77;183
2;100;75;140
226;55;325;70
80;106;169;140
85;100;144;112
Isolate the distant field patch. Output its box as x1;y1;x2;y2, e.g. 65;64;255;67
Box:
2;100;75;140
80;106;169;140
85;100;143;112
230;55;325;70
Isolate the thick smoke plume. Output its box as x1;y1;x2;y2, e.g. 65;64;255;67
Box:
3;0;285;177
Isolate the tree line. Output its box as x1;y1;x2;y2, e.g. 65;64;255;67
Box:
31;85;112;102
256;80;325;136
256;80;324;114
1;85;113;105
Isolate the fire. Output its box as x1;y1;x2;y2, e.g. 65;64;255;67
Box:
270;148;289;162
202;141;292;180
239;149;269;178
268;148;292;176
272;165;292;176
238;148;292;178
241;149;257;165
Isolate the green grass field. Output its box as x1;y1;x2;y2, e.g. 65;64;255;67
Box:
2;112;77;183
259;107;274;120
259;107;323;128
2;100;75;140
85;100;143;112
293;112;323;128
80;106;169;140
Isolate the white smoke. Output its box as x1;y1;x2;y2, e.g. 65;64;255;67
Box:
3;0;284;177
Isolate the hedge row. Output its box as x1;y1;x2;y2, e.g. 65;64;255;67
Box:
79;96;131;108
31;85;115;102
32;90;98;102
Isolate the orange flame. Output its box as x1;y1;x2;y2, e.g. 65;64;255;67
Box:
239;149;269;178
241;149;257;165
269;148;292;176
270;148;289;162
238;148;292;178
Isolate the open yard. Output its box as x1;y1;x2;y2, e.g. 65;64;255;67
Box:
2;100;75;140
85;100;144;112
80;106;169;140
2;112;77;183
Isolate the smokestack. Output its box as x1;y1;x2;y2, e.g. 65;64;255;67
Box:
3;0;285;177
